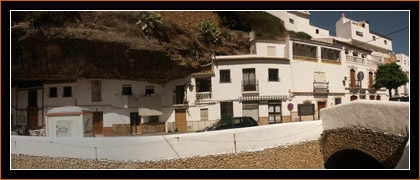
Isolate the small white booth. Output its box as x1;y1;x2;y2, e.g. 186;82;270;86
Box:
45;106;94;138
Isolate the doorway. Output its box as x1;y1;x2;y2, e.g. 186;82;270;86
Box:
175;109;187;132
27;109;39;130
130;112;141;134
317;101;326;120
175;86;185;104
351;95;358;101
93;112;103;135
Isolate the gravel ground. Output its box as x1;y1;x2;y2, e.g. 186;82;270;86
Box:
11;140;324;169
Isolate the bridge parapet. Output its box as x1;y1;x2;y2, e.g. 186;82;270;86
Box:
320;100;409;169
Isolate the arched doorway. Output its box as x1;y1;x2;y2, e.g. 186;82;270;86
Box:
350;95;358;101
325;149;386;169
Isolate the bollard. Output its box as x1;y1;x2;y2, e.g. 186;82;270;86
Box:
94;147;98;160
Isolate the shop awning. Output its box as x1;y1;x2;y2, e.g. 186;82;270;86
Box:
239;95;288;102
138;108;162;116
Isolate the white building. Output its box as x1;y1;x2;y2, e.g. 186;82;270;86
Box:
11;12;406;136
267;11;330;38
395;53;410;96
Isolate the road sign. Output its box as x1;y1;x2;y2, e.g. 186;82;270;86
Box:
287;103;294;111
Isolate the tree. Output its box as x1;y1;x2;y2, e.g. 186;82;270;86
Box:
373;62;408;99
198;19;221;45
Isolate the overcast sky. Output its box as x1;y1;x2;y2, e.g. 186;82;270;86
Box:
309;11;409;56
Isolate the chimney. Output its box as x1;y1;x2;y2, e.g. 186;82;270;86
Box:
341;13;345;18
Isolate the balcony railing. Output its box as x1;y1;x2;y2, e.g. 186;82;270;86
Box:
293;55;318;62
242;80;259;92
313;82;329;93
321;59;341;65
346;56;365;64
196;92;212;101
367;59;381;66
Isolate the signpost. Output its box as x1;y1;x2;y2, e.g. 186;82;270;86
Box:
287;103;294;122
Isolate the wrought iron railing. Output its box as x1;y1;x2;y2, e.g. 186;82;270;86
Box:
196;92;212;101
313;82;329;93
242;80;259;92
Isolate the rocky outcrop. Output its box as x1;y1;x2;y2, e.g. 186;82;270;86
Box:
11;12;250;85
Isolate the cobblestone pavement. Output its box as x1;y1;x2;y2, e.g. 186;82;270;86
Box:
11;140;324;169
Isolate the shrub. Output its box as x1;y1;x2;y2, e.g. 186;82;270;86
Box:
135;11;163;34
198;19;221;44
288;31;312;39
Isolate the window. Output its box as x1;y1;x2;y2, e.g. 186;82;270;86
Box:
122;85;132;95
370;95;375;100
352;52;358;57
220;70;231;83
316;29;319;34
145;86;155;96
372;36;376;41
267;46;276;56
149;116;158;123
361;54;366;58
384;40;387;45
91;80;101;102
49;87;57;98
200;108;208;121
376;95;381;100
63;86;72;97
289;18;294;24
360;95;366;99
335;98;342;105
268;69;279;81
356;31;363;37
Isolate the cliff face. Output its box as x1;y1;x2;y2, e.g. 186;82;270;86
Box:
11;12;250;85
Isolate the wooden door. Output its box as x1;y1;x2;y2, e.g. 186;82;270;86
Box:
350;69;356;87
369;72;373;89
317;102;326;120
175;109;187;132
27;110;38;130
93;112;103;135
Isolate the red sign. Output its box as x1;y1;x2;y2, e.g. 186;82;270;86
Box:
287;103;294;111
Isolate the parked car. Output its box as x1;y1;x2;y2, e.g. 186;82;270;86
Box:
389;97;409;102
197;116;258;132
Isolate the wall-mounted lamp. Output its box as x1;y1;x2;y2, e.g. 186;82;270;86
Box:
343;76;347;86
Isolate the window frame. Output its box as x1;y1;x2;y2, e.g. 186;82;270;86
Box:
49;87;57;98
63;86;72;97
289;18;294;24
268;68;279;82
356;31;363;37
122;84;132;96
220;69;231;83
91;80;102;102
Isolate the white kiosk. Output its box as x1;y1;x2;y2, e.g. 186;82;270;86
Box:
45;106;94;138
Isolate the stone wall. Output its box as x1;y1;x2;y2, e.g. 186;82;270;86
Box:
112;124;130;136
320;127;407;168
258;117;269;126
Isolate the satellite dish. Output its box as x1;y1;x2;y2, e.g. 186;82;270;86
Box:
357;72;364;81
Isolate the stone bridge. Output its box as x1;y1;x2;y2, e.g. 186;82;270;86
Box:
319;101;409;169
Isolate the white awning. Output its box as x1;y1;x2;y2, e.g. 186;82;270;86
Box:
138;108;162;116
239;95;288;102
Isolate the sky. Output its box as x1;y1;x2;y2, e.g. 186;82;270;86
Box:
308;11;409;56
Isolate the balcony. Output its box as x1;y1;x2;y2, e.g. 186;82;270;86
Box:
313;82;329;93
242;80;259;93
346;56;365;65
366;59;381;67
321;59;341;65
120;94;161;109
196;92;212;101
293;55;317;62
